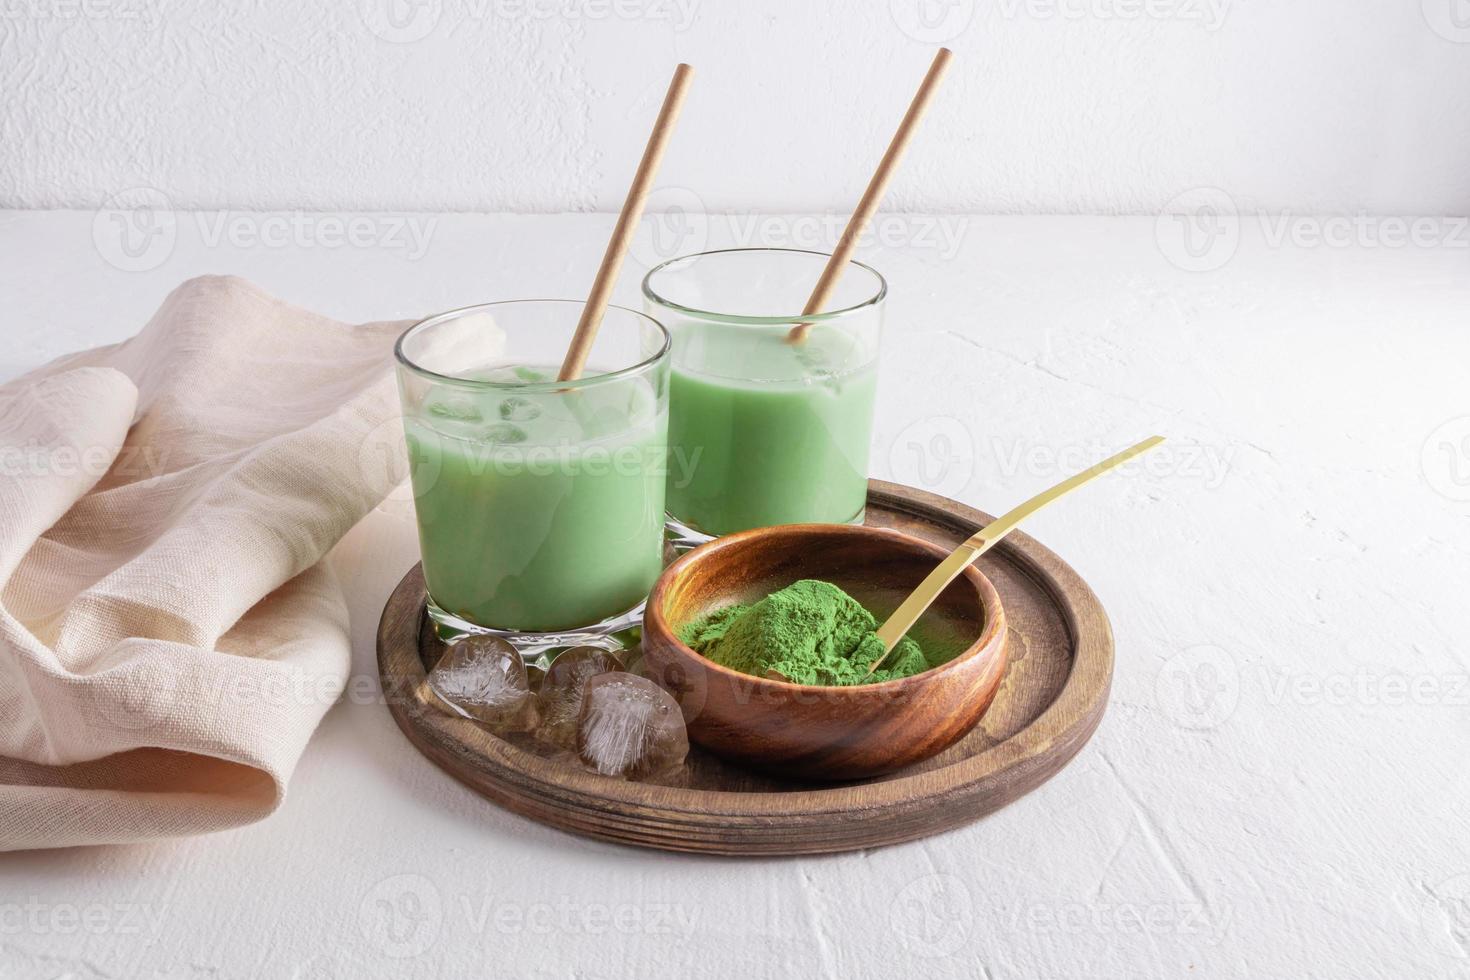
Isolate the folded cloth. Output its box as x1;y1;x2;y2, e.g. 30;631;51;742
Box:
0;276;407;850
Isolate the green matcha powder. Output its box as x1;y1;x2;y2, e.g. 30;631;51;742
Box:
678;579;931;686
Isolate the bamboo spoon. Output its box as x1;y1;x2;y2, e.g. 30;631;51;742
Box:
558;63;694;382
867;436;1165;673
786;47;952;345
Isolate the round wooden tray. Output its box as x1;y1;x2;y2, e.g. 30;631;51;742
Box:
376;480;1113;856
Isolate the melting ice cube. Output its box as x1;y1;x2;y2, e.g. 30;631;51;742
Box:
509;365;551;383
426;635;537;734
427;395;484;422
482;423;527;444
535;646;625;749
576;673;689;779
498;396;542;422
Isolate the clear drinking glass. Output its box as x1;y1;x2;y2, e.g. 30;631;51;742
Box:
642;247;886;543
395;300;670;656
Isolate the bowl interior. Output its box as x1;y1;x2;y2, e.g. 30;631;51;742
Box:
659;526;987;673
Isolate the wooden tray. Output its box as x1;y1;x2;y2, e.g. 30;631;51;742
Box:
376;480;1113;856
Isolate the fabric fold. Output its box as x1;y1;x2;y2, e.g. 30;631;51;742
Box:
0;275;408;849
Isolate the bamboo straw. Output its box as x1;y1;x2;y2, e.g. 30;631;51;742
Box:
559;63;694;381
787;47;952;344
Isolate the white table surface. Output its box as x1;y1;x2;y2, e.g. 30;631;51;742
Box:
1;209;1467;978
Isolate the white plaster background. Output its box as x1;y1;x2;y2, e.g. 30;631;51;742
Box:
3;0;1470;214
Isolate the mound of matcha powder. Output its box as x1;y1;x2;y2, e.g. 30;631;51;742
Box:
677;579;931;686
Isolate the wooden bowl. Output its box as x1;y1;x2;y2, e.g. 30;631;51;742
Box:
642;523;1008;780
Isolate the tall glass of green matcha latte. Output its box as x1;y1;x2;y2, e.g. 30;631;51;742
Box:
642;248;886;542
394;301;671;652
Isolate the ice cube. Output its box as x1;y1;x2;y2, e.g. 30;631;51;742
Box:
576;673;689;779
499;396;542;422
794;342;830;372
426;635;537;733
535;646;625;749
483;423;527;444
427;394;484;422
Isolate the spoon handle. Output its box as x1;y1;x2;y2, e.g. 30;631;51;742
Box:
870;435;1165;667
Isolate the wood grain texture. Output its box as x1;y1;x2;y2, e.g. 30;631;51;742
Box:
376;480;1113;855
641;523;1009;780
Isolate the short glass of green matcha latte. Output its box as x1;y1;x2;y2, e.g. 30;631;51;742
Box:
394;301;670;652
642;248;886;543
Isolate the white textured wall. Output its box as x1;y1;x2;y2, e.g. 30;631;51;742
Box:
2;0;1469;214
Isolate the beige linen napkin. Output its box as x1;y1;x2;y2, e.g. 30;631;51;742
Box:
0;275;407;850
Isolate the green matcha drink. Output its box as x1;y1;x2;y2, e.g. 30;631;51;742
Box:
395;302;671;642
643;248;886;538
666;322;876;534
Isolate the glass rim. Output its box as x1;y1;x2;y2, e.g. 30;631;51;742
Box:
394;298;672;392
640;247;888;326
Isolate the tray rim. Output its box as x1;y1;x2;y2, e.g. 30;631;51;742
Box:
376;479;1113;849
